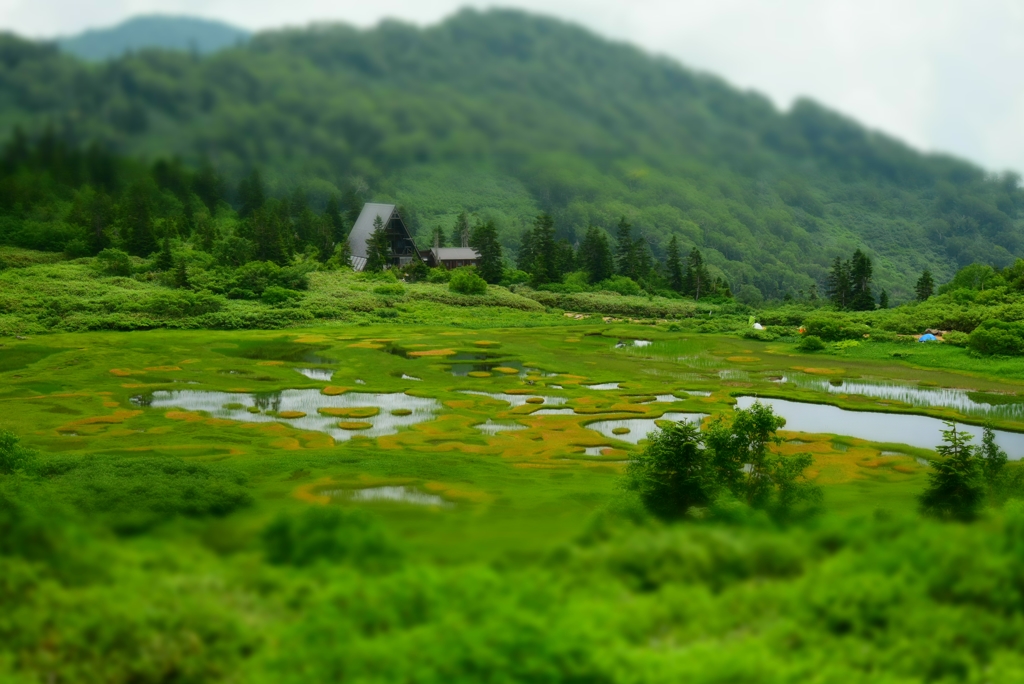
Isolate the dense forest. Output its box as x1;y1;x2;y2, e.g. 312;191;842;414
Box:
0;9;1021;301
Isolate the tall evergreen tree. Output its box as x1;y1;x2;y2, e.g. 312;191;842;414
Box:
192;158;226;213
919;423;985;521
826;257;852;309
154;234;174;270
365;215;392;272
878;289;889;309
666;235;684;292
121;180;158;257
248;204;288;265
470;220;504;284
323;196;346;243
430;225;447;248
451;211;471;248
849;249;875;311
68;186;114;254
578;226;614;284
529;213;559;285
915;270;935;301
614;216;636;278
980;423;1008;487
684;248;710;300
517;225;537;273
237;169;265;219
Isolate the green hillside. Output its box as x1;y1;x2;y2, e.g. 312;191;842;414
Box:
1;9;1021;301
56;15;250;61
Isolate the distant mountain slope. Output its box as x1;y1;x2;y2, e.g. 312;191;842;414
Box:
0;9;1020;300
56;15;249;61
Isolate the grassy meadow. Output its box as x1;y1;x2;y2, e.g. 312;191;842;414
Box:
6;319;1024;681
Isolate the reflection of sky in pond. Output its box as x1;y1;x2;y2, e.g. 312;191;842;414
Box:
781;375;1024;420
149;389;440;441
683;390;713;397
322;486;448;506
401;374;422;381
549;384;563;389
582;446;612;456
718;370;749;380
295;368;334;381
616;339;652;348
531;408;576;415
473;420;528;435
587;412;707;444
460;391;567;407
735;396;1024;459
584;382;621;390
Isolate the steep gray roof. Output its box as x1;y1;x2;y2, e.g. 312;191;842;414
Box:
432;247;480;261
348;203;396;259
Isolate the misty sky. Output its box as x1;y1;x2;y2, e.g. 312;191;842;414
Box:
3;0;1022;175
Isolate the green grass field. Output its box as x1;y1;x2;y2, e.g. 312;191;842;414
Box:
6;322;1024;681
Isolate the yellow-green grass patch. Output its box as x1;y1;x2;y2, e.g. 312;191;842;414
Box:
493;367;521;374
338;421;373;430
278;411;306;419
318;407;380;418
468;371;492;378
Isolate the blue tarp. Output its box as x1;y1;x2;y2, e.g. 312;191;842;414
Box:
919;333;937;342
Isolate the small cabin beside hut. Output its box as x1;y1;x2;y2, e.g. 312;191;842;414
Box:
348;203;420;271
430;247;480;270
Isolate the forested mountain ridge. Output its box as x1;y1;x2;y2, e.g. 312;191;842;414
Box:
0;8;1021;301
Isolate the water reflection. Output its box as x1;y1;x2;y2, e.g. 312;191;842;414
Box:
584;382;621;390
149;389;440;441
473;420;528;435
322;486;448;506
295;368;334;381
782;375;1024;420
587;412;707;445
735;396;1024;458
460;391;567;407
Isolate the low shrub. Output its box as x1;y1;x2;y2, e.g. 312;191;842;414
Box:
969;320;1024;356
449;268;488;295
261;286;301;305
373;283;406;296
96;249;133;277
943;330;970;347
797;335;826;351
262;507;402;570
595;275;642;297
802;314;871;341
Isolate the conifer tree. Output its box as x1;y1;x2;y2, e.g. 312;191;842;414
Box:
470;220;504;284
684;248;710;300
878;289;889;309
849;249;875;310
826;257;852;309
451;211;471;248
578;226;614;284
614;216;636;278
981;423;1008;487
237;169;265;219
430;225;447;249
155;234;174;270
517;226;537;273
365;215;392;272
528;213;559;285
915;270;935;301
666;235;684;292
172;258;190;289
919;423;985;521
121;180;158;257
323;196;346;244
249;204;288;265
192;158;226;213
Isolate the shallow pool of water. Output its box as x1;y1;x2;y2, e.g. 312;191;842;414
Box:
295;368;334;381
735;396;1024;458
584;382;621;390
149;389;440;441
473;420;528;435
322;486;448;506
781;375;1024;420
531;408;576;415
587;412;708;445
460;391;567;407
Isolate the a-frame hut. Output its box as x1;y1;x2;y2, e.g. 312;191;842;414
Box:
348;203;422;271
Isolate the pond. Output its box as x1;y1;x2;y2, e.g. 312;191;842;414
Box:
295;368;334;381
779;374;1024;420
148;389;440;441
460;391;567;407
449;358;527;377
584;382;622;390
473;420;528;435
321;486;449;507
735;396;1024;458
587;412;708;445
